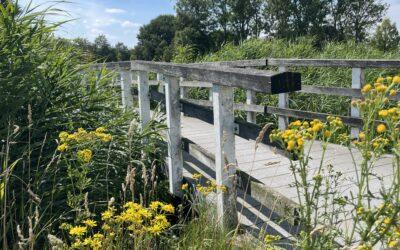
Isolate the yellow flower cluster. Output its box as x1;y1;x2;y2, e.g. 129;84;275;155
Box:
57;127;112;152
62;200;174;248
194;178;227;195
77;149;93;163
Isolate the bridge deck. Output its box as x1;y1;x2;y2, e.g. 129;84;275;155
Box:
178;113;394;236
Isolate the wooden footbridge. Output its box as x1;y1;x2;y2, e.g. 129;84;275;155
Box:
92;59;399;244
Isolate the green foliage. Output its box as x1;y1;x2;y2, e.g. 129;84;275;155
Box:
372;18;400;52
133;15;176;61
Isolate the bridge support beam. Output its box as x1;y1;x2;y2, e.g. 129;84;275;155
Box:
246;90;256;123
157;73;164;94
165;75;183;196
120;70;134;110
212;84;238;229
278;66;289;130
351;68;364;138
137;71;150;129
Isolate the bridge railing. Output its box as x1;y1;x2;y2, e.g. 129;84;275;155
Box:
91;60;301;228
90;58;400;228
136;58;400;138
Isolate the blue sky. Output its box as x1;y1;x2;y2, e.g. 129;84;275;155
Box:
19;0;400;48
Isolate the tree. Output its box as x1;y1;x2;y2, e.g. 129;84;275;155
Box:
175;0;214;55
228;0;263;42
94;34;115;61
115;42;130;61
263;0;387;43
134;15;176;61
336;0;388;42
372;18;400;52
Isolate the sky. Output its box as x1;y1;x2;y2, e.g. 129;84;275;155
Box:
18;0;400;48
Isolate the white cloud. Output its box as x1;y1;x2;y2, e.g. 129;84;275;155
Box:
121;21;141;28
105;8;125;14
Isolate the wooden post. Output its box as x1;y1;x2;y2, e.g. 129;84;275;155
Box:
120;70;134;109
165;75;183;196
278;66;289;130
212;84;238;229
157;73;164;94
137;71;150;129
209;87;213;101
246;90;256;123
351;68;365;138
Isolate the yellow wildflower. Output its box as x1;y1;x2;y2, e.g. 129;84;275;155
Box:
361;84;372;93
358;132;365;140
150;201;163;210
357;207;364;215
379;110;389;117
297;138;303;147
67;133;77;141
57;143;68;152
101;210;114;220
95;127;106;133
393;75;400;83
376;77;384;83
383;217;391;225
376;84;387;93
77;149;93;163
161;204;175;213
287;140;295;151
376;124;387;134
59;131;69;142
69;226;87;236
181;183;189;190
324;130;332;138
101;224;111;231
387;76;393;83
83;219;97;228
390;89;397;96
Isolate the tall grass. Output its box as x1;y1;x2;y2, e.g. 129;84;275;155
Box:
0;1;171;248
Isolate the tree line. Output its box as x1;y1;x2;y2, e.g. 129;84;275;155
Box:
66;0;399;62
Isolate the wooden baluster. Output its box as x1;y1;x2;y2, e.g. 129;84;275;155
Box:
212;84;238;229
246;90;256;123
209;87;213;101
278;66;289;130
120;70;134;110
137;71;150;129
157;73;164;94
351;68;365;138
165;75;183;196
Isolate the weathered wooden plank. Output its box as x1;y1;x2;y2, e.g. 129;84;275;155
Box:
137;71;151;129
300;85;362;98
190;59;267;68
165;75;183;196
120;70;134;109
212;84;238;228
278;66;289;130
131;60;301;94
351;68;364;137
